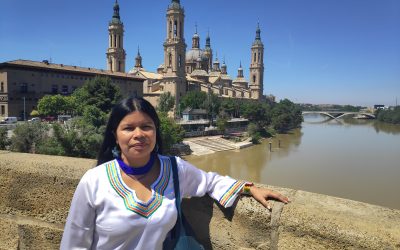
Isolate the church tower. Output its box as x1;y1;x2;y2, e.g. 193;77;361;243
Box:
204;31;213;72
163;0;187;108
134;47;143;69
163;0;186;78
249;23;264;100
106;0;126;72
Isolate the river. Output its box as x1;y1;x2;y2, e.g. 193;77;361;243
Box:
184;115;400;210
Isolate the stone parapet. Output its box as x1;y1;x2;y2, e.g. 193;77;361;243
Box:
1;151;399;249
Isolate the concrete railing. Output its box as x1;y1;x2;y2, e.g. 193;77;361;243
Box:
1;151;399;249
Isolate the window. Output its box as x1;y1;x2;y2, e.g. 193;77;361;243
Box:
174;20;177;37
52;84;58;94
20;83;28;93
253;75;256;83
114;35;117;48
254;53;256;62
178;55;182;67
62;85;68;94
169;21;172;37
258;52;261;62
0;82;4;92
1;105;4;115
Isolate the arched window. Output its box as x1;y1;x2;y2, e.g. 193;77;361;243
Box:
174;20;178;37
109;35;112;47
114;35;117;48
169;21;172;37
258;52;261;63
254;53;256;62
169;53;172;67
180;21;182;38
253;75;256;83
178;55;182;67
0;82;4;92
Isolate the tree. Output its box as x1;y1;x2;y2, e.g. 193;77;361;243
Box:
158;92;175;113
10;122;49;153
72;76;122;116
158;112;185;153
0;127;10;149
37;94;74;116
179;91;207;112
271;99;303;132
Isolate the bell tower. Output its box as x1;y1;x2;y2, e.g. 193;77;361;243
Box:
162;0;187;107
106;0;126;72
163;0;186;77
249;23;264;100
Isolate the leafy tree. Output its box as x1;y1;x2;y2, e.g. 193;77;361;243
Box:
30;110;39;117
271;99;303;132
37;94;74;116
49;119;103;158
179;91;207;112
158;112;185;153
241;101;271;129
10;122;49;153
72;76;122;116
203;92;221;124
247;123;261;144
216;110;229;135
158;92;175;113
0;127;10;149
377;107;400;124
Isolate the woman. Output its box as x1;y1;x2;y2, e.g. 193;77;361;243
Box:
60;97;289;249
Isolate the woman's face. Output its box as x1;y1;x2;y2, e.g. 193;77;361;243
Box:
115;111;157;165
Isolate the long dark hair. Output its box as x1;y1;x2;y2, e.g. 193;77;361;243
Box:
97;96;163;166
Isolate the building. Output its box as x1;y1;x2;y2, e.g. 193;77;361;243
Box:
0;60;144;118
1;0;266;118
128;0;266;108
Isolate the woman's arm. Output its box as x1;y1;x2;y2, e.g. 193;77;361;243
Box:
60;170;96;250
175;157;289;208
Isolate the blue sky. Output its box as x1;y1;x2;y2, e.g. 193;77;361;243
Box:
1;0;399;107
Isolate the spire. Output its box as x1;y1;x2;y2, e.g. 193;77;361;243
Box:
205;29;211;49
111;0;122;24
135;46;142;68
169;0;181;9
192;23;200;49
253;22;263;46
256;22;261;40
237;61;243;78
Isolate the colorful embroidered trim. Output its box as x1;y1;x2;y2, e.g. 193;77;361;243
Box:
106;158;171;218
219;180;246;207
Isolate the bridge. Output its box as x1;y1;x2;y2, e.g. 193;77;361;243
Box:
302;111;375;119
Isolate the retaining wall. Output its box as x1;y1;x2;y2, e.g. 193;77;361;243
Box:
1;151;399;249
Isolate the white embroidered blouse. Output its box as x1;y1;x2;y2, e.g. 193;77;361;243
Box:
60;155;245;250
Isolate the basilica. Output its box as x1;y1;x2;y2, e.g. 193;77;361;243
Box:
106;0;265;107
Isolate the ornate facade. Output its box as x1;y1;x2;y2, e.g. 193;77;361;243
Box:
127;0;265;108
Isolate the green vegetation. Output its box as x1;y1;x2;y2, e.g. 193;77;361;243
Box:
7;76;185;158
157;92;175;113
299;103;364;112
376;107;400;124
0;127;10;150
180;93;303;138
158;112;185;153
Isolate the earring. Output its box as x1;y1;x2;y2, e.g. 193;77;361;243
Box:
112;146;120;158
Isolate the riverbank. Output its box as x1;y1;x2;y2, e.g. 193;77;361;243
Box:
1;151;399;249
183;135;253;155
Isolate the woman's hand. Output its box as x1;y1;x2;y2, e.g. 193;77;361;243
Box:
249;186;290;210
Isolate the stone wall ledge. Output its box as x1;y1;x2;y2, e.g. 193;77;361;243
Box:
1;151;399;249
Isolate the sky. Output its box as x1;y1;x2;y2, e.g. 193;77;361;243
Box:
1;0;399;107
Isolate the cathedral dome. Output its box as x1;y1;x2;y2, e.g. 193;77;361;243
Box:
185;48;208;63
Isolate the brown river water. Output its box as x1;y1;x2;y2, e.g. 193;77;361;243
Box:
184;115;400;210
